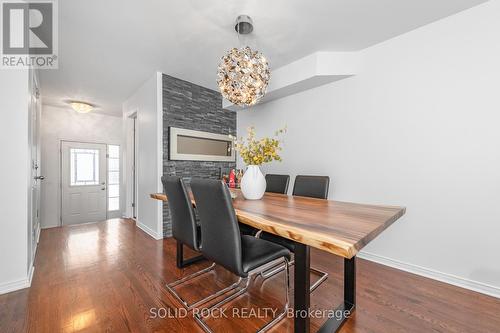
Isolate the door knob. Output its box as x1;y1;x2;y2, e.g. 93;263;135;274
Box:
101;188;106;190
34;176;45;180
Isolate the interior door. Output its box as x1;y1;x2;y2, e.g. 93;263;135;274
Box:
29;69;42;262
61;141;107;225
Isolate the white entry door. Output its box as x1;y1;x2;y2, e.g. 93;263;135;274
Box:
61;141;107;225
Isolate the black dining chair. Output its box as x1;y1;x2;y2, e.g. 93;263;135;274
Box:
163;176;234;311
191;178;291;332
162;176;204;268
265;174;290;194
293;175;330;199
239;223;259;236
259;175;330;292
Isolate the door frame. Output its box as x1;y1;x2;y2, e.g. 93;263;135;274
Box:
59;139;118;226
133;116;138;219
124;111;138;220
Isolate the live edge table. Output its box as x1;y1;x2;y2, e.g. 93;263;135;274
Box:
150;190;405;333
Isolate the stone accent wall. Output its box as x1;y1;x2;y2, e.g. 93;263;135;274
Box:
162;74;236;237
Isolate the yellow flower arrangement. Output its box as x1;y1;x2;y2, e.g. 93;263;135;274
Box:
231;126;286;166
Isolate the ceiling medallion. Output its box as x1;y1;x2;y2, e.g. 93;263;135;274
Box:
217;15;270;107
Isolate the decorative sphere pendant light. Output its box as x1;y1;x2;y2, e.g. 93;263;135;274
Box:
217;15;270;106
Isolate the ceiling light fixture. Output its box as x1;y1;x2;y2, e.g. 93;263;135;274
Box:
217;15;270;107
70;101;94;113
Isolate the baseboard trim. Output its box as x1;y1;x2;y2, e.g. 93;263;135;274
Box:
28;264;35;286
33;223;41;258
0;265;35;295
36;224;41;244
136;220;163;240
0;278;30;295
41;224;60;229
358;251;500;299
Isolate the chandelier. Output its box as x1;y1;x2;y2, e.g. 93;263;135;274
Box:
217;15;270;107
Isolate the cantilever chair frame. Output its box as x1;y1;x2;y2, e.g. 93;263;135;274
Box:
165;254;289;320
254;231;328;293
166;262;238;311
193;256;290;333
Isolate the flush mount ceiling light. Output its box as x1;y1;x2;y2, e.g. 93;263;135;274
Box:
217;15;270;107
70;101;94;113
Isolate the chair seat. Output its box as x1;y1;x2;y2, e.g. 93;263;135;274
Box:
241;235;291;273
261;232;295;252
239;222;258;236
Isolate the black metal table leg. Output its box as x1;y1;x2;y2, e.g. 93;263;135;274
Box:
176;240;184;268
294;243;311;333
344;257;356;307
317;256;356;333
176;240;205;269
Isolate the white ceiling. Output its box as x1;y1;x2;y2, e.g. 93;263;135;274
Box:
40;0;488;116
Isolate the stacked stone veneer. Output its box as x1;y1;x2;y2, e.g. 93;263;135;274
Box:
162;74;236;236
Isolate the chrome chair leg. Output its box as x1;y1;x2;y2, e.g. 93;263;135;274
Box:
309;266;329;292
169;263;216;288
256;257;290;333
166;263;244;310
194;257;290;333
260;259;329;292
255;231;328;292
260;261;285;279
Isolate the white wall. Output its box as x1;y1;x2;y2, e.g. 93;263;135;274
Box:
40;105;123;228
0;69;31;293
238;1;500;297
122;72;163;239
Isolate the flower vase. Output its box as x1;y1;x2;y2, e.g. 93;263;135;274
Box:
240;165;266;200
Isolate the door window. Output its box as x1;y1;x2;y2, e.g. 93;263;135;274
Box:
70;148;99;186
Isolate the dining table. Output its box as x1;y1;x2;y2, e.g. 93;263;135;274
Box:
150;189;405;333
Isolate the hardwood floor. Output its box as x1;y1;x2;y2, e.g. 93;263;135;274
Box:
1;218;499;333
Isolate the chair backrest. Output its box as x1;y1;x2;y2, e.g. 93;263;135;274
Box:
161;176;199;251
265;174;290;194
190;179;244;276
292;175;330;199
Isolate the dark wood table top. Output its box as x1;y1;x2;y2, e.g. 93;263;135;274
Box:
150;190;405;259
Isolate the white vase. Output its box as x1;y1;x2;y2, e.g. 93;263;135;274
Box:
240;165;266;200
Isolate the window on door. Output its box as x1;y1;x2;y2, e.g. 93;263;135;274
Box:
70;148;100;186
107;145;120;211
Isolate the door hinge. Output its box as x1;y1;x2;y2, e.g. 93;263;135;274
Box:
132;203;135;208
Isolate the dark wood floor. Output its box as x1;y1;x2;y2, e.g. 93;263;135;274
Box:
1;219;499;333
